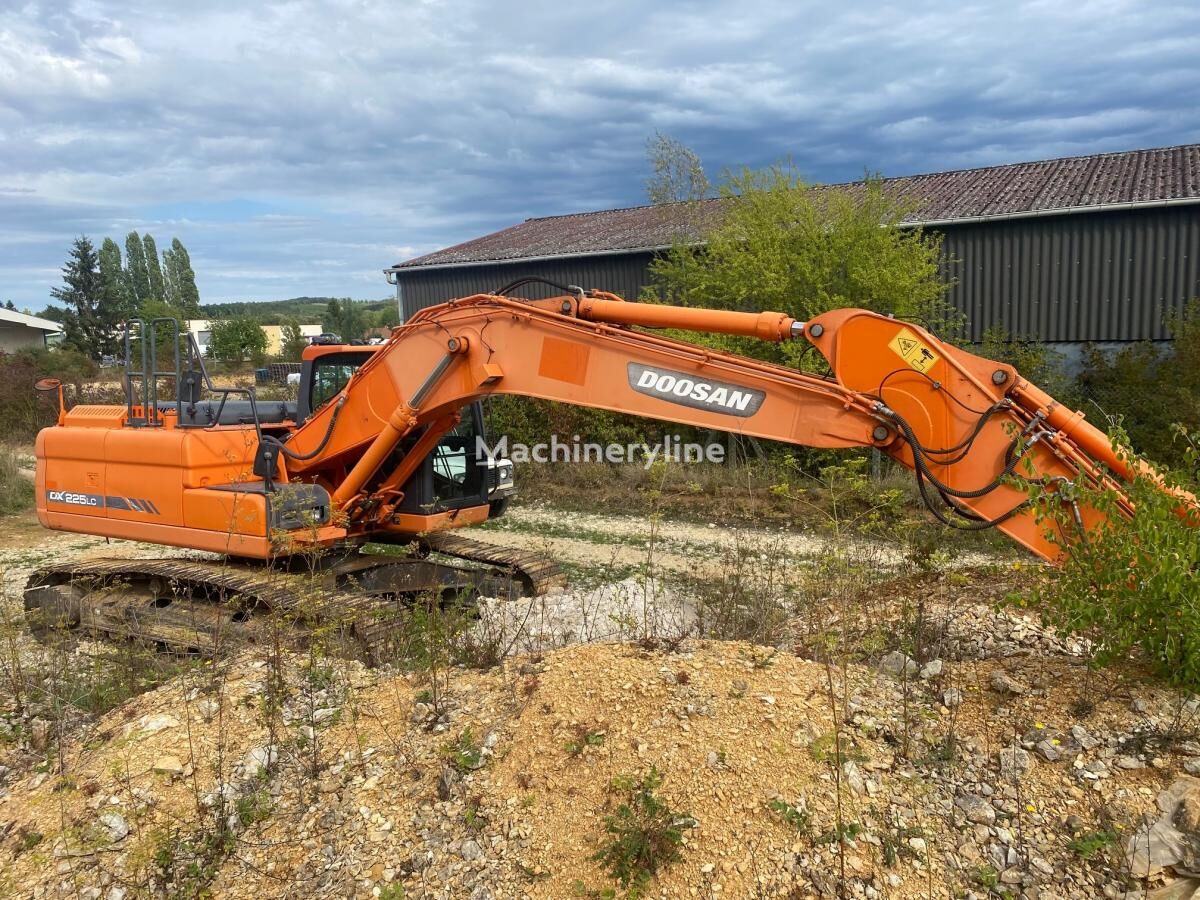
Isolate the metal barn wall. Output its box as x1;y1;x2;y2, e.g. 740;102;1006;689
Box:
396;205;1200;343
395;252;657;321
942;205;1200;342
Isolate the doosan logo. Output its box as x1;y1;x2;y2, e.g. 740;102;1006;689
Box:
627;364;765;418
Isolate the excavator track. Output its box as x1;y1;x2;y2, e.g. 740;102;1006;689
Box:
23;541;565;664
417;532;568;596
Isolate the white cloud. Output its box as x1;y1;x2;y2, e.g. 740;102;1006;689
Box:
0;0;1198;305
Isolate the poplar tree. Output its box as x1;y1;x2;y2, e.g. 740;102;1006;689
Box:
163;238;200;316
124;231;151;307
143;234;166;304
98;237;134;321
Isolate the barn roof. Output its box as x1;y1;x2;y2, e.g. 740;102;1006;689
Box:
392;143;1200;271
0;307;63;332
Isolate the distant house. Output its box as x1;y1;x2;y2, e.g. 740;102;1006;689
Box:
183;320;323;357
0;308;62;352
386;143;1200;345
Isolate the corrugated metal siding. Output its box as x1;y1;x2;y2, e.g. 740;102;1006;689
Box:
942;205;1200;341
399;206;1200;343
395;253;657;320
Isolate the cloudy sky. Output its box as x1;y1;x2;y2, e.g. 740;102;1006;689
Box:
3;0;1199;309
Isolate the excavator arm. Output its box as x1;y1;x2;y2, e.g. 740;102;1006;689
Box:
276;289;1191;561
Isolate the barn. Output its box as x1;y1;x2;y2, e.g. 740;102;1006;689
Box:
386;144;1200;346
0;307;63;352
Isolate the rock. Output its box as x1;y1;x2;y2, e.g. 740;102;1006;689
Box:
1185;759;1200;776
956;794;996;826
437;766;457;801
999;747;1032;779
907;836;927;855
197;699;220;722
1036;740;1061;762
1116;755;1145;770
98;812;130;842
460;838;483;861
919;659;943;680
1146;878;1200;900
152;755;185;777
841;761;866;795
241;745;277;778
1127;818;1188;878
942;687;963;708
1070;724;1101;751
880;651;917;678
30;718;51;751
989;671;1027;696
125;713;181;739
1126;777;1200;878
107;888;128;900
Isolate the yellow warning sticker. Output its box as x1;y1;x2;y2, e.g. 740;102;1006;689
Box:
888;327;940;373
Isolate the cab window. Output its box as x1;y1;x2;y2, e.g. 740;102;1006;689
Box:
309;352;370;411
431;415;483;500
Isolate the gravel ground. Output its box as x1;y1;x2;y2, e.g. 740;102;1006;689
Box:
0;509;1198;898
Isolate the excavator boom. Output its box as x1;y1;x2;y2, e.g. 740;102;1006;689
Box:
275;289;1189;561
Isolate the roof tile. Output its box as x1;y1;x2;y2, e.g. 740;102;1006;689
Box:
395;143;1200;269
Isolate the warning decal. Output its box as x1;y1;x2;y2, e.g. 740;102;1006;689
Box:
888;327;940;374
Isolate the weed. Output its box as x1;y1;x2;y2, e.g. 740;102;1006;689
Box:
808;730;866;766
16;828;43;854
565;727;606;757
592;766;695;896
767;797;811;834
447;727;483;773
1068;829;1116;860
235;788;273;827
815;821;862;845
378;885;407;900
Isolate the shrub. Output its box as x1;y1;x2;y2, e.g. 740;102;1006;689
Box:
1025;428;1200;688
1075;298;1200;468
0;446;34;516
592;767;694;896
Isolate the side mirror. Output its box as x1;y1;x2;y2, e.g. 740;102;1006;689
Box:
34;376;67;425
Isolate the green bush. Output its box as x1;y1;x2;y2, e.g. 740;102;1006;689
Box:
1026;428;1200;688
592;767;694;896
0;446;34;516
0;349;95;442
1075;299;1200;468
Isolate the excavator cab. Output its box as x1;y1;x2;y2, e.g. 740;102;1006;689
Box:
296;343;514;518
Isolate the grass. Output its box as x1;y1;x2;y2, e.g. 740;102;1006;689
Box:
0;445;34;516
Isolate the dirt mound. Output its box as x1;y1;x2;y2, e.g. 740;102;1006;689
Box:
1;628;1194;899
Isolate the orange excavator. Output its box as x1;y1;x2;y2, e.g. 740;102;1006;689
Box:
26;283;1197;658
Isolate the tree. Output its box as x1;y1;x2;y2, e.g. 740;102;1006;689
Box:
279;319;308;361
646;132;710;205
322;298;367;341
647;165;954;366
98;238;135;323
162;238;200;316
124;231;151;308
208;317;268;363
52;237;121;360
143;234;166;305
3;300;14;310
35;305;66;323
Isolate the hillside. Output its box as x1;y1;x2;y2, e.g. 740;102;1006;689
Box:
198;296;396;323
